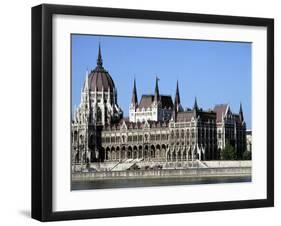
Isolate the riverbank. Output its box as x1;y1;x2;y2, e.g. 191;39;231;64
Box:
72;166;251;181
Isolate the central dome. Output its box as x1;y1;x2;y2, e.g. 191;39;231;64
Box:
88;67;115;92
88;45;115;92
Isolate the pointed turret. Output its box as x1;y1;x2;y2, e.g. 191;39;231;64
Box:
83;70;89;91
96;43;103;67
131;78;138;106
154;76;160;103
88;87;92;124
83;70;92;123
239;102;244;122
193;97;199;111
174;80;182;112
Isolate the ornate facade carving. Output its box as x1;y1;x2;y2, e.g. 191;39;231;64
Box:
71;46;247;165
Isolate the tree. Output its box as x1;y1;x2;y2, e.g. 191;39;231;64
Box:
221;140;236;160
242;150;252;160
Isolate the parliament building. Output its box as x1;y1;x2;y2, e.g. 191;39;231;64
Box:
71;46;247;166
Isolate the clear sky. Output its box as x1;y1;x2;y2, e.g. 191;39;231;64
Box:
72;34;252;129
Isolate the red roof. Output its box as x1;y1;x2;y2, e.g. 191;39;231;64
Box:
138;95;173;109
176;111;193;122
213;104;228;122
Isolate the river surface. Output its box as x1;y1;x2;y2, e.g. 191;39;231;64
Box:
71;176;251;190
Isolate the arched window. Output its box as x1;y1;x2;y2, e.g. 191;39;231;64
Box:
96;107;102;123
122;135;126;143
80;134;84;143
181;130;184;139
75;151;80;163
177;151;182;161
170;131;174;140
183;150;187;161
90;134;94;146
167;151;171;161
175;130;179;139
172;151;176;161
74;131;78;142
144;134;149;142
191;129;195;138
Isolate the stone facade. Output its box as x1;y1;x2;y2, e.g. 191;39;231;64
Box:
129;78;174;123
72;46;247;165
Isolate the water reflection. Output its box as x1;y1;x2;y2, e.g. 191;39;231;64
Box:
71;176;251;190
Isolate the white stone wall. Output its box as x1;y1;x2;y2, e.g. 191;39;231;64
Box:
129;105;172;122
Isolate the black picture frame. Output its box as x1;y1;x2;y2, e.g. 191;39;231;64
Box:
31;4;274;222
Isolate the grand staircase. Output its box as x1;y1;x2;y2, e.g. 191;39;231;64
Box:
110;158;143;171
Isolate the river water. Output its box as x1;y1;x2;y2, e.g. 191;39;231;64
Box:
71;176;251;190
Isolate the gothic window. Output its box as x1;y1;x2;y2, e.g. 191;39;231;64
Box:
181;130;184;139
80;134;84;143
75;151;79;163
96;107;102;123
191;129;195;138
133;135;137;142
122;135;126;143
170;131;174;140
175;130;179;139
156;134;160;141
172;151;176;161
74;131;78;142
144;134;149;142
90;134;94;145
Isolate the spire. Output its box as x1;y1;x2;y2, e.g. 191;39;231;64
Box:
131;78;138;106
239;102;244;122
154;76;160;102
83;70;89;91
84;69;92;123
97;43;103;67
174;80;181;111
88;87;92;124
193;97;199;111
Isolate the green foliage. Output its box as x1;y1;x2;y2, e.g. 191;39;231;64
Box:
242;150;252;160
221;141;237;160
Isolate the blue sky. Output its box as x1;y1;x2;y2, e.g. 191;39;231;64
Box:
72;34;252;129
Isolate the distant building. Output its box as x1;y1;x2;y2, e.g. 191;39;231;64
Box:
71;46;247;164
246;130;252;152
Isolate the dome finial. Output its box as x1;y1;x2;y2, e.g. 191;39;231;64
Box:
97;42;103;67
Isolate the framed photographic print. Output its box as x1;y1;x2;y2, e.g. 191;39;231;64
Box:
32;4;274;221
